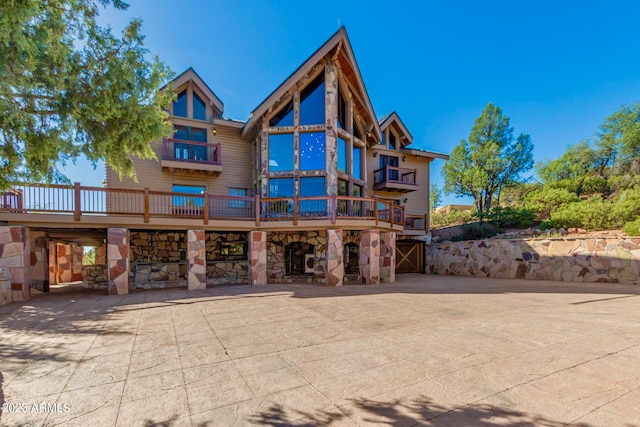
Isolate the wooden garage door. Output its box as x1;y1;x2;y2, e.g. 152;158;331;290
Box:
396;241;423;274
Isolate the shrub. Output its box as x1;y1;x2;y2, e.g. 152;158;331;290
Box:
431;208;475;228
622;218;640;236
483;206;535;228
547;197;614;230
611;187;640;224
459;222;498;240
522;187;579;220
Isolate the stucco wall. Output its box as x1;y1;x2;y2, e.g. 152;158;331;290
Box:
426;238;640;284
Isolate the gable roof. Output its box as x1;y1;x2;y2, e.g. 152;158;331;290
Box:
166;67;224;115
241;27;381;142
379;111;413;146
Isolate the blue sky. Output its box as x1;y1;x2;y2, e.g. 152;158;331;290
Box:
65;0;640;206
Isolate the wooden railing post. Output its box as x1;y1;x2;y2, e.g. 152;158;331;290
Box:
73;182;81;221
374;197;379;225
144;188;150;223
293;195;298;225
203;192;209;225
331;195;337;224
255;195;260;226
390;203;394;227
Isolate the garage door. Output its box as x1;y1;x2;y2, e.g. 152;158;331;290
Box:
396;241;424;274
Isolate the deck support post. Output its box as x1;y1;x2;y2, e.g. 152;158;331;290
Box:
359;229;380;285
107;228;130;295
187;230;207;290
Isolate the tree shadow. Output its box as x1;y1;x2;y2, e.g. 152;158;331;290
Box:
250;395;594;427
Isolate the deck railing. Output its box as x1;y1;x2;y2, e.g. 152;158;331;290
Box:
162;138;222;165
405;214;428;231
373;166;417;186
1;183;405;228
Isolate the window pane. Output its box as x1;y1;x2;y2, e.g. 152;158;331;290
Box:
172;184;204;207
270;102;294;127
269;133;294;171
300;177;325;196
228;188;249;208
269;178;294;197
300;76;325;125
353;184;362;197
337;179;348;196
174;125;188;140
193;92;206;120
337;137;347;174
300;132;326;170
389;132;396;150
173;90;187;117
337;87;346;129
353;146;362;180
191;128;207;142
353;119;361;139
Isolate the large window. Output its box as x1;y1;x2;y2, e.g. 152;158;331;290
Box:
337;87;346;129
299;76;325;125
269;134;294;172
173;126;207;161
337;137;347;174
353;146;362;180
193;92;206;120
173;90;187;117
228;188;249;208
389;131;397;150
268;178;294;198
172;185;205;207
300;132;326;170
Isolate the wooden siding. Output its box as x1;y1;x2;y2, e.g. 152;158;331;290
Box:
106;119;254;197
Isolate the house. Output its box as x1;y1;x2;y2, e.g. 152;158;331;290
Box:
0;27;447;300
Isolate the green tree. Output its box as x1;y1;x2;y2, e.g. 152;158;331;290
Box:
430;183;442;210
597;103;640;183
0;0;174;189
442;103;534;214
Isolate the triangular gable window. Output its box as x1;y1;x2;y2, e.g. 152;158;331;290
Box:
174;90;187;117
299;75;325;125
269;101;294;127
193;92;206;120
337;86;346;129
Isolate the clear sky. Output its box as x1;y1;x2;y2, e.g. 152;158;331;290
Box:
64;0;640;206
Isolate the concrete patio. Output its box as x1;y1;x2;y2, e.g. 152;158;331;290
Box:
0;275;639;426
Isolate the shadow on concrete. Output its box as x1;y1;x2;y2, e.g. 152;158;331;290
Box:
249;395;593;426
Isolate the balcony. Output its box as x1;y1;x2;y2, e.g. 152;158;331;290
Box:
1;183;405;231
373;166;418;193
161;139;223;176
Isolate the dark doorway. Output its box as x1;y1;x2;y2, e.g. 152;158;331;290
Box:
285;242;315;275
344;243;359;275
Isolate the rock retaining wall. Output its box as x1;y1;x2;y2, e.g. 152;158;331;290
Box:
426;238;640;284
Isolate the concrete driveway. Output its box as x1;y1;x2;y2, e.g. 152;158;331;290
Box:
0;275;639;426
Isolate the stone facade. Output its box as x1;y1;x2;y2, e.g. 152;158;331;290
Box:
267;231;326;282
107;228;130;295
426;238;640;284
82;265;108;288
248;231;267;285
29;230;49;291
57;244;72;283
206;261;249;285
380;232;396;283
187;229;206;290
326;229;344;286
0;226;30;301
360;229;380;285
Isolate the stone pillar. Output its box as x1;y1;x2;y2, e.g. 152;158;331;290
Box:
71;245;84;281
57;244;72;283
248;231;267;285
107;228;130;295
95;245;106;265
325;229;344;286
324;62;339;197
187;230;207;290
48;241;57;285
380;232;396;283
29;231;49;292
0;226;31;302
360;229;380;285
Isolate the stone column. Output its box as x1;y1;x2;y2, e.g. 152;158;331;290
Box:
187;230;206;290
29;231;49;292
380;232;396;283
0;226;31;302
326;229;344;286
360;229;380;285
71;245;84;281
325;62;339;197
57;244;72;283
248;231;267;285
48;241;58;285
107;228;130;295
